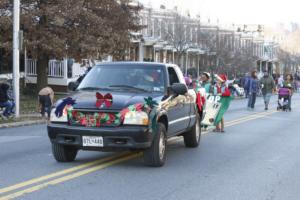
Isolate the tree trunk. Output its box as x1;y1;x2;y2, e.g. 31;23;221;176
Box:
177;53;183;71
176;53;181;67
36;52;49;93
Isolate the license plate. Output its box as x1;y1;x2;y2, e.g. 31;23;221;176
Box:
82;136;104;147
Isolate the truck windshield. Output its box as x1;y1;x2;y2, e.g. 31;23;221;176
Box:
77;65;165;93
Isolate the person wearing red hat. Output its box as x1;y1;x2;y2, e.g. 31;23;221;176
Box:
212;74;231;133
215;74;227;83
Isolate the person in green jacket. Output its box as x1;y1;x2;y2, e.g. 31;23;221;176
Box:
200;72;211;94
260;71;275;110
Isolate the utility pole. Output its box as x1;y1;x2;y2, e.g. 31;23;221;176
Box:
13;0;20;118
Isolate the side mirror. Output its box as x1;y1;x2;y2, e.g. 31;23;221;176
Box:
68;81;79;91
171;83;188;95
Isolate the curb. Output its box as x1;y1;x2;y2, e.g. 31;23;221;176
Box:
0;120;46;129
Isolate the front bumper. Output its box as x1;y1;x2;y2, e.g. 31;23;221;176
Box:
48;123;152;151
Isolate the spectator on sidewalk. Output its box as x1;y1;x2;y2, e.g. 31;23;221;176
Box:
260;71;275;110
246;70;259;110
38;86;54;119
0;83;15;119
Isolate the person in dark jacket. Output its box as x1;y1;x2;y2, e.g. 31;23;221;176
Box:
0;83;15;119
260;71;275;110
246;70;259;110
243;73;251;98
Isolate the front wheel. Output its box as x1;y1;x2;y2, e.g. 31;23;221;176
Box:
143;123;167;167
52;143;78;162
183;115;201;148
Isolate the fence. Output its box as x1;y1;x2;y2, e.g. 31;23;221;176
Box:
48;60;65;78
26;59;65;78
26;59;37;76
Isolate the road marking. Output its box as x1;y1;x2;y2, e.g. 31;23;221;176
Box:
1;105;298;199
169;110;280;144
0;152;130;195
225;110;277;124
226;111;278;126
226;104;300;127
259;115;299;121
226;111;277;127
168;110;279;144
0;153;142;200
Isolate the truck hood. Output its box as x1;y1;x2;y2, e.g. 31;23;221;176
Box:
62;91;163;111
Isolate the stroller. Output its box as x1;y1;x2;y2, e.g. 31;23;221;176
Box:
277;87;291;111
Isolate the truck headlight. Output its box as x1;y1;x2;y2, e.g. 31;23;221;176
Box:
123;111;149;125
50;108;68;123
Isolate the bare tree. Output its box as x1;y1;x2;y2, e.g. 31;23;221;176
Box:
162;12;192;67
0;0;142;91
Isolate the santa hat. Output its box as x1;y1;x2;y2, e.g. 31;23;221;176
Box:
215;74;227;82
202;72;211;78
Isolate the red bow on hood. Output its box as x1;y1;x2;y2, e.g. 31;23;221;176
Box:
96;92;113;108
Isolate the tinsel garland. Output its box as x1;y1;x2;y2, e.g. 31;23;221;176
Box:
66;97;158;132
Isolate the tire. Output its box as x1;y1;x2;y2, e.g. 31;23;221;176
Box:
183;114;201;148
52;143;78;162
143;123;167;167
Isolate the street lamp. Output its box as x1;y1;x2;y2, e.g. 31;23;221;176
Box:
13;0;20;118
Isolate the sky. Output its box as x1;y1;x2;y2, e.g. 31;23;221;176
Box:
139;0;300;25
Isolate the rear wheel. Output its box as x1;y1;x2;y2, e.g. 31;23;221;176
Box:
52;143;78;162
143;123;167;167
183;115;201;148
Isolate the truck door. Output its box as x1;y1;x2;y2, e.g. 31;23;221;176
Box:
166;67;190;135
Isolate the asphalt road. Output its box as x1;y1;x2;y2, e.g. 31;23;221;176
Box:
0;94;300;200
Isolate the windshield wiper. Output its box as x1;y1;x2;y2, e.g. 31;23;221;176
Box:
109;85;149;92
77;87;109;91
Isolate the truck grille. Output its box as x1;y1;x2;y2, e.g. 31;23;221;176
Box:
68;109;121;127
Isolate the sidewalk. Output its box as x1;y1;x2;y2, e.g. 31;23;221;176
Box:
0;113;46;129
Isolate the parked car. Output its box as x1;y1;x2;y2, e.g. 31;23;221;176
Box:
48;62;203;167
67;67;92;91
